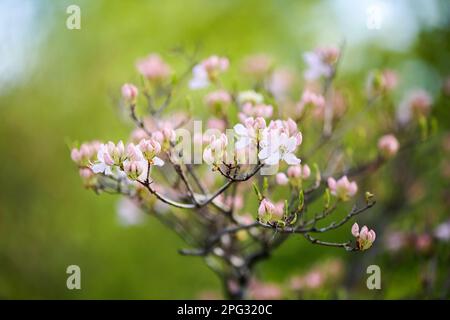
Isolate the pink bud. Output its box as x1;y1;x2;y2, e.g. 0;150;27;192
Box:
301;164;311;179
359;226;369;240
152;131;164;144
102;150;115;166
295;132;303;146
254;117;266;129
123;161;144;180
272;202;285;220
71;148;82;163
79;168;94;179
136;54;171;82
121;83;138;103
204;90;231;109
258;199;275;218
351;222;360;237
378;134;400;158
285;118;298;136
276;173;289;185
327;177;337;191
287;165;302;179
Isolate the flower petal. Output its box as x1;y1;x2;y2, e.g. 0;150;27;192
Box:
283;152;301;165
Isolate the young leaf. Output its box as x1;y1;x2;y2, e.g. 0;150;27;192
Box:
297;189;304;212
324;188;331;209
263;177;269;194
252;182;263;201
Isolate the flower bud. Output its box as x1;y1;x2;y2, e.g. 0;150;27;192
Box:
354;224;376;251
327;176;358;201
121;83;138;104
276;173;289;185
258;198;275;223
378;134;399;158
123;161;144;180
139;139;161;160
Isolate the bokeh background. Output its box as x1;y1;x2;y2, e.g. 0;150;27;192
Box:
0;0;449;299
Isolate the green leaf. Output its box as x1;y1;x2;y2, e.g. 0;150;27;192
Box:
297;189;304;212
418;115;428;141
289;212;298;225
313;163;321;185
252;182;263;201
263;177;269;194
324;188;331;209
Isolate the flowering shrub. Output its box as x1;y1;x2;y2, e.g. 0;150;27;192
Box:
70;47;433;299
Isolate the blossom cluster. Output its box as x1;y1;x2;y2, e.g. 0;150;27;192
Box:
68;45;440;299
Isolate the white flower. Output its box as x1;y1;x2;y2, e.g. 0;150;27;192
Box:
117;198;145;226
258;131;300;165
203;134;228;165
91;144;114;175
237;90;264;106
189;64;210;89
189;56;229;90
303;51;332;81
234;117;266;150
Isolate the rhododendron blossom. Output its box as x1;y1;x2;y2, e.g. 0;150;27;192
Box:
258;131;301;165
189;55;229;89
351;223;376;251
327;176;358;201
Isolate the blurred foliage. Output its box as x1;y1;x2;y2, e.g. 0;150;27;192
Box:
0;0;449;299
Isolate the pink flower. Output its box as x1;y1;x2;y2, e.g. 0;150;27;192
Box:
204;90;231;112
378;134;399;158
79;168;94;179
207;118;226;131
123;160;145;180
189;55;229;89
70;141;101;166
397;89;433;124
297;90;325;114
327;176;358;201
287;164;310;180
234;117;266;150
130;128;150;144
121;83;138;104
303;47;339;80
203;134;228;165
304;271;324;289
239;103;273;122
242;54;273;78
138;139;164;166
352;223;376;251
415;234;433;252
136;54;171;82
272;201;285;220
117;197;145;226
381;70;398;91
91;141;126;175
249;280;283;300
268;68;295;100
276;172;289;185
